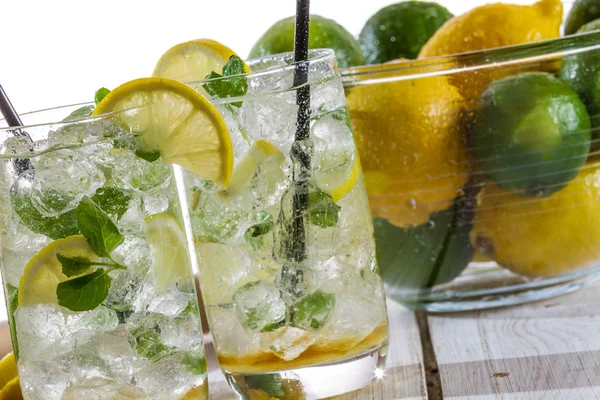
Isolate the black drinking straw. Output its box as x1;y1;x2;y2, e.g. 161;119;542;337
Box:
0;85;33;173
280;0;311;295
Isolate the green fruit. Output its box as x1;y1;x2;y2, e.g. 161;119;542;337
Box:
471;72;591;198
249;15;365;68
565;0;600;35
374;194;474;294
359;1;453;64
559;19;600;140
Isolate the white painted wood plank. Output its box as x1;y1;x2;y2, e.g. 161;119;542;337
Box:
207;299;427;400
428;283;600;399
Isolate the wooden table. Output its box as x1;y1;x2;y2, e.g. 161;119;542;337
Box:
207;284;600;399
1;284;599;399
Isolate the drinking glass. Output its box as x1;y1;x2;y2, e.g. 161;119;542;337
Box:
0;104;208;399
182;49;389;399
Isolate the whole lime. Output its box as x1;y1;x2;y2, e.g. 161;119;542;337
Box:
565;0;600;34
375;191;474;294
360;1;453;63
559;19;600;140
471;72;591;198
249;15;365;68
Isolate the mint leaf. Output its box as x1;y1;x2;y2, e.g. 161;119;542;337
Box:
56;254;94;277
57;268;112;311
182;352;207;375
203;55;247;108
246;375;285;398
292;291;335;330
76;196;124;258
12;195;79;240
6;284;19;359
308;189;341;228
63;105;94;122
95;87;111;105
134;149;161;163
92;188;132;219
131;327;173;361
245;211;274;250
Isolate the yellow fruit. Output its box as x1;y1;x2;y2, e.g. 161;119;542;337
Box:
93;77;233;187
471;161;600;277
419;0;562;59
144;213;192;292
0;353;18;390
179;384;208;400
418;0;562;99
345;71;469;228
0;377;23;400
153;39;250;83
18;236;97;307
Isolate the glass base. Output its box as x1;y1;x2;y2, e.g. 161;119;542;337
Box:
396;264;600;312
223;344;388;399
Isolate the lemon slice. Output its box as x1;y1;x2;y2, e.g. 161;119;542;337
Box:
179;384;208;400
153;39;250;83
0;353;18;390
221;140;285;198
316;153;361;203
92;77;233;187
0;377;22;400
18;236;96;307
144;213;191;292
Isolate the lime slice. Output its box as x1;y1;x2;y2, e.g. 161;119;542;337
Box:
18;236;97;307
144;213;191;292
0;353;17;390
92;77;233;187
222;140;285;197
153;39;250;83
0;377;22;400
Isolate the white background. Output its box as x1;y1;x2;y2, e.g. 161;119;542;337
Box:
0;0;548;321
0;0;540;113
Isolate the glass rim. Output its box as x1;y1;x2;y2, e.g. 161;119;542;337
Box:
186;48;337;103
189;48;335;84
341;30;600;86
0;102;148;131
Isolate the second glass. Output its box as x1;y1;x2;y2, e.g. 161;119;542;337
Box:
184;50;389;398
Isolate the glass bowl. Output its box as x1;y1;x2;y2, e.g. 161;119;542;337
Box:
341;15;600;312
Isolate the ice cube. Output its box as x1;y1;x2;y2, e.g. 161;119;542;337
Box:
0;214;50;285
310;79;346;115
207;306;261;357
316;287;386;351
260;326;315;361
190;192;249;245
233;281;286;333
133;282;193;317
18;358;70;400
134;354;205;399
108;148;172;194
311;114;357;195
61;377;145;400
25;150;105;217
66;306;119;342
240;92;298;153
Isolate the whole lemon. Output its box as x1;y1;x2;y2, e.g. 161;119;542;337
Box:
471;161;600;277
418;0;562;100
345;68;469;228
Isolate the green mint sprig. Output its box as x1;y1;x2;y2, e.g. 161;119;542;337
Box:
309;188;341;228
56;196;127;312
203;55;247;108
245;211;274;250
95;87;111;105
291;290;336;330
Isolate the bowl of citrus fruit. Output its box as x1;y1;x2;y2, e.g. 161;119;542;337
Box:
251;0;600;311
